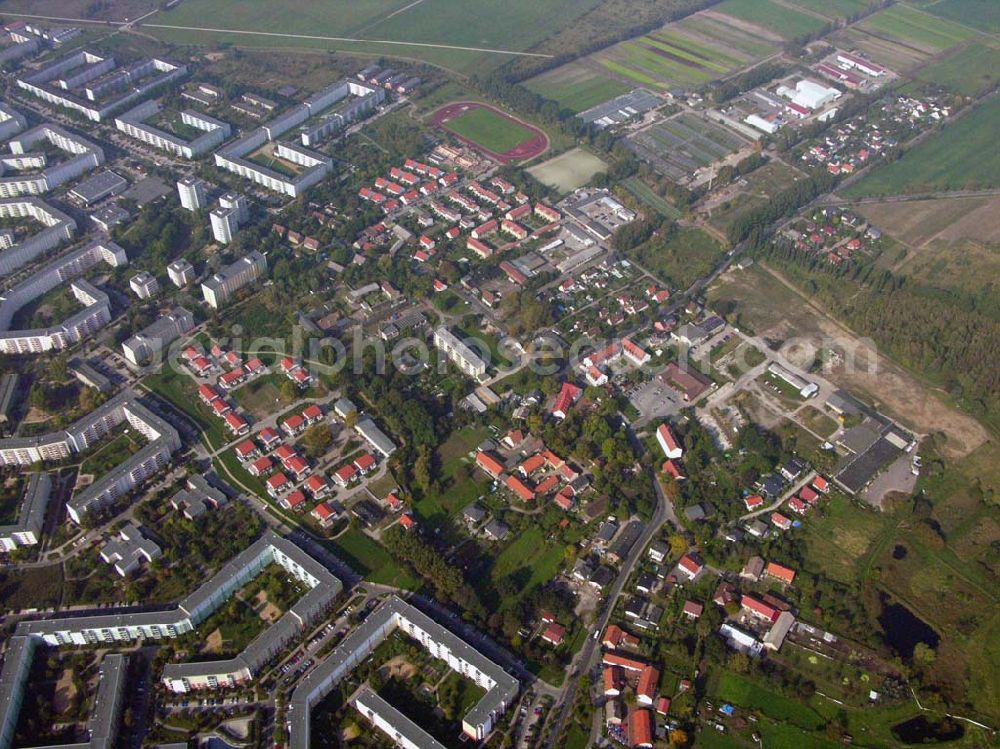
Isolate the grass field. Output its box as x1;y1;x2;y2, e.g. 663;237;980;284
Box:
327;529;419;588
490;527;565;592
708;672;824;730
923;0;1000;32
78;433;142;481
152;0;604;71
527;148;607;192
524;64;632;113
859;4;974;51
142;368;229;451
911;43;1000;97
413;427;491;527
621;176;682;220
444;108;535;154
831;27;931;72
628;225;726;288
843;95;1000;197
707;161;805;234
716;0;829;39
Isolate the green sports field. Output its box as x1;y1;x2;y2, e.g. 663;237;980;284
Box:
843;95;1000;197
443;108;535;154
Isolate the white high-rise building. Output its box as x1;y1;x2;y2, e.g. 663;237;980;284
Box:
167;259;195;287
201;251;267;309
210;194;248;245
177;176;206;212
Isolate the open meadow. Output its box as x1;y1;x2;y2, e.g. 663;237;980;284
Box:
910;42;1000;97
857;4;974;52
922;0;1000;32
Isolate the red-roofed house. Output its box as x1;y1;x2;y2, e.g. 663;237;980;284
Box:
198;384;221;404
677;553;703;580
656;424;682;460
799;486;819;504
248;456;273;477
535;475;559;496
266;472;290;497
541;622;566;646
225;411;250;434
535;203;560;222
662;460;685;481
281;490;306;511
771;512;792;530
333;464;357;487
742;594;780;622
287;456;310;480
788;496;808;515
518;454;545;476
602;652;647;673
656;697;671;715
399;512;415;530
305;474;331;499
765;561;796;585
629;709;654;748
275;444;297;465
244;358;266;376
476;450;506;479
282;414;306;436
311;502;337;527
682;600;703;620
812;476;829;492
235;440;259;461
386;493;403;512
302;404;323;424
636;666;659;706
744;494;764;511
552;382;582;420
622;337;651;366
506;475;535;502
219;369;245;390
554;487;575;510
467;237;492;258
354;453;376;475
603;666;625;696
258;427;280;450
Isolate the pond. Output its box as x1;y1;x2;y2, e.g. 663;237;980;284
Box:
878;593;939;659
891;715;964;744
892;544;908;560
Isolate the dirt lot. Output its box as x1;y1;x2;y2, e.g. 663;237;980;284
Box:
859;195;1000;248
202;628;224;654
254;590;282;623
379;656;417;681
52;669;77;715
709;264;991;457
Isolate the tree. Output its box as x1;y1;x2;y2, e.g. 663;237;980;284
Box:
913;642;936;666
303;424;333;457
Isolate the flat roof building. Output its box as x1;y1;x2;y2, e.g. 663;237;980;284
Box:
201;251;267;309
122;307;194;366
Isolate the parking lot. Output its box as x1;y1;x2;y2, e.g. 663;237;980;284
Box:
628;379;683;423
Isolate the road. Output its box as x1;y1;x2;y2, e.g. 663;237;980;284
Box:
540;469;676;749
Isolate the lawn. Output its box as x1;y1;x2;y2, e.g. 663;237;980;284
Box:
231;373;297;419
443;108;535;154
843;95;1000;197
490;527;565;595
525;64;633;113
859;4;973;51
912;43;1000;97
141;367;229;451
626;225;726;290
326;529;419;589
716;0;828;39
708;671;825;730
413;426;491;526
78;433;142;481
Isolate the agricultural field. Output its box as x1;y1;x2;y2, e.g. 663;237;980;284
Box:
626;112;748;182
527;148;608;193
843;95;1000;197
831;27;932;72
715;0;829;39
910;42;1000;97
783;0;871;20
675;13;779;59
922;0;1000;32
593;11;774;91
857;4;974;52
149;0;602;71
524;64;632;113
